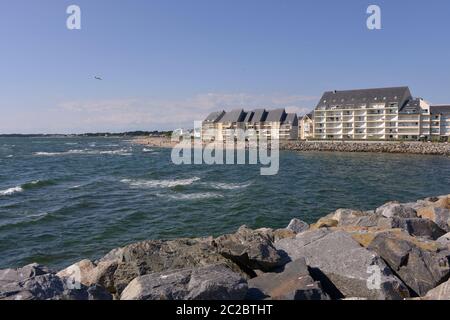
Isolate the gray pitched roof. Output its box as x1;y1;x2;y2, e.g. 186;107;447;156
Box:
283;113;298;125
265;108;287;122
203;110;225;123
218;109;246;123
249;109;268;124
316;87;412;109
399;98;421;114
243;111;254;123
431;105;450;114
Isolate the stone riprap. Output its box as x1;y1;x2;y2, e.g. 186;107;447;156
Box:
1;194;450;300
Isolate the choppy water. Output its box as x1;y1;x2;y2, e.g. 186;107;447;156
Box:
0;137;449;269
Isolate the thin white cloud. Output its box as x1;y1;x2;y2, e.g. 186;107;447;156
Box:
0;93;317;133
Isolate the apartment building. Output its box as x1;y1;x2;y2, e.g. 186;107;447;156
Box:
309;86;450;141
201;108;298;141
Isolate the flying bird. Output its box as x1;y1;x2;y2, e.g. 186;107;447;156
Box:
94;76;103;80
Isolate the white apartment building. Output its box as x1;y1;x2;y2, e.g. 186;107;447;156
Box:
201;108;298;142
307;87;450;141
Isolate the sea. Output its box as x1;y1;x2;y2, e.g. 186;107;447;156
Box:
0;137;449;269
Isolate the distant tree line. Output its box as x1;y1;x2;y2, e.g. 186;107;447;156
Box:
0;131;173;138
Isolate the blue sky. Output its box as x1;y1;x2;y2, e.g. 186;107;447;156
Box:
1;0;450;133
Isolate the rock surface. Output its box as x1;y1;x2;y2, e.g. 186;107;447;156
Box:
120;264;247;300
0;264;112;300
422;279;450;300
286;218;309;234
375;202;418;219
275;230;410;299
246;258;329;300
417;207;450;232
101;237;243;294
367;232;450;296
213;225;288;274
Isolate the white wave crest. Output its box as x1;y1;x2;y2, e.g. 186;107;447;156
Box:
0;186;23;196
208;182;253;190
142;148;154;152
162;192;224;200
34;148;131;156
121;177;200;188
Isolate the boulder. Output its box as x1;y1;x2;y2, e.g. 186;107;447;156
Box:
100;238;243;294
425;195;450;210
246;258;329;300
57;259;118;293
272;229;296;242
437;232;450;246
120;264;247;300
213;226;288;274
368;232;450;296
286;218;309;234
0;263;50;286
375;202;418;219
422;279;450;300
311;218;338;229
377;217;446;240
0;270;112;301
275;230;409;300
417;207;450;232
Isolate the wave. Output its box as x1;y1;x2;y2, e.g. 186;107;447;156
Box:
208;181;253;190
121;177;200;188
0;186;23;196
0;180;55;196
33;148;132;156
22;180;56;190
142;148;154;152
161;192;224;201
6;155;13;158
0;212;49;228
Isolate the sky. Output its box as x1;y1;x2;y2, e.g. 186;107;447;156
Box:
1;0;450;134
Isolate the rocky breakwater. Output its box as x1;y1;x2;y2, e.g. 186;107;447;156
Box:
1;195;450;300
281;141;450;156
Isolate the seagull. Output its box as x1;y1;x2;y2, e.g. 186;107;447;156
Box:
94;76;103;80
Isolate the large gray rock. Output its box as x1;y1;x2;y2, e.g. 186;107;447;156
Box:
375;202;418;219
417;207;450;232
57;259;118;293
0;263;50;286
368;232;450;297
0;268;112;301
437;232;450;246
275;230;409;300
120;264;247;300
321;209;381;228
286;219;309;234
213;225;288;273
246;258;329;300
378;217;446;240
100;238;242;294
423;279;450;300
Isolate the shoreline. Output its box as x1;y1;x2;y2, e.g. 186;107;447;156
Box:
1;194;449;300
132;136;450;156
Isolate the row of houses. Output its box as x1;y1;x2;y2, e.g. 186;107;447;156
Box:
201;86;450;142
202;108;298;141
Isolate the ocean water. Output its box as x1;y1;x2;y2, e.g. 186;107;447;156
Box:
0;137;449;269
